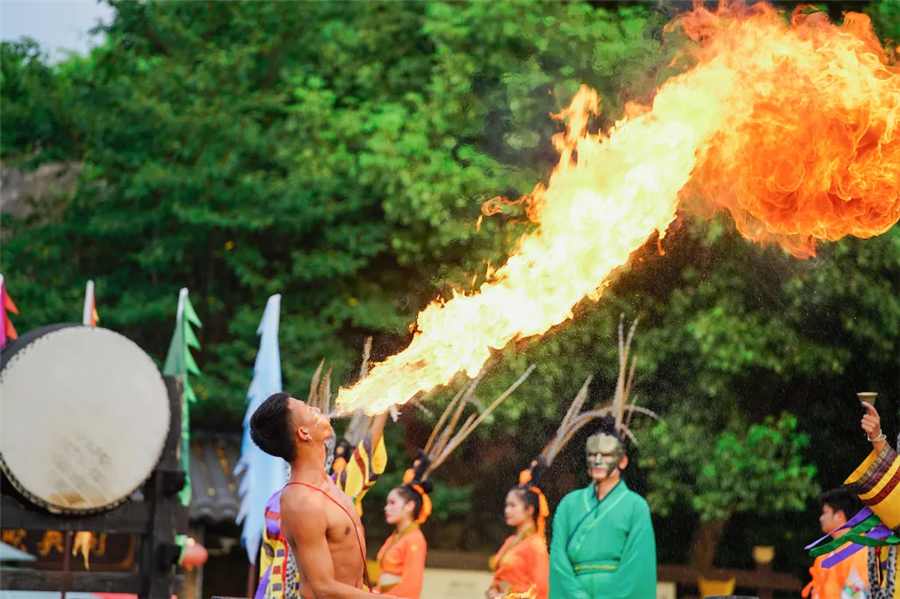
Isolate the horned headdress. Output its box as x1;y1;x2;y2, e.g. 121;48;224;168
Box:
518;317;657;534
400;364;537;524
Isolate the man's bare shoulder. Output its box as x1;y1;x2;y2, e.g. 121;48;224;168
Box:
280;483;327;519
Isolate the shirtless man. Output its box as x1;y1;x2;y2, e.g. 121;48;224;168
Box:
250;392;404;599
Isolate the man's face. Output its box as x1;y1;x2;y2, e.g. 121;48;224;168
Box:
587;453;627;482
288;398;334;446
819;504;846;535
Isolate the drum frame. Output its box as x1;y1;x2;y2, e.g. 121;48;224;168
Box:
0;324;172;515
1;375;189;598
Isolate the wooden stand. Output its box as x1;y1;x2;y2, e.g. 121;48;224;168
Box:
1;376;189;598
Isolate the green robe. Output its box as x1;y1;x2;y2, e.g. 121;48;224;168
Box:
550;481;657;599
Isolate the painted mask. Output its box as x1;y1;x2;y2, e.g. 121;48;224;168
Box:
585;433;625;476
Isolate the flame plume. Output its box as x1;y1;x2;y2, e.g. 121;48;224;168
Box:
337;2;900;414
679;3;900;257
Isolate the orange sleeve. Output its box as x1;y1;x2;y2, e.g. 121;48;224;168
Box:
529;539;550;599
493;536;549;598
388;534;427;599
802;557;821;598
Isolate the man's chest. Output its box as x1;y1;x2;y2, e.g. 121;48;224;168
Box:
322;486;363;543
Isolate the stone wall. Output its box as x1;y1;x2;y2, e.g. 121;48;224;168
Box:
0;161;82;221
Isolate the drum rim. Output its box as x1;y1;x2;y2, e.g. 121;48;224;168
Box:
0;324;172;515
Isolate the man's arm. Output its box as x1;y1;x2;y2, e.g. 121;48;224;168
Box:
861;402;887;454
281;490;402;599
549;495;591;599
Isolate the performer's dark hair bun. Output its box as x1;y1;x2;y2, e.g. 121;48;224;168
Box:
407;449;431;484
513;456;547;524
597;414;618;435
525;456;549;488
511;457;551;534
415;479;434;494
395;448;435;522
394;480;433;519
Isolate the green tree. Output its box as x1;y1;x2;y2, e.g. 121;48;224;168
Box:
1;5;681;551
866;0;900;43
638;413;818;567
1;0;673;423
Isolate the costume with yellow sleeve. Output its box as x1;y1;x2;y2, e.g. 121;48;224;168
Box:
808;440;900;599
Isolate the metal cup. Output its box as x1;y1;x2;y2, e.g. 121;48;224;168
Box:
858;392;878;407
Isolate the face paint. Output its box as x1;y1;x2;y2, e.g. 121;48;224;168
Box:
585;432;625;477
587;453;621;476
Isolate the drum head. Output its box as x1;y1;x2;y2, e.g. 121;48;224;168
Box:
1;325;171;514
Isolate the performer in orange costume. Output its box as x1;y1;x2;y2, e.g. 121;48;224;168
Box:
488;470;550;599
487;369;620;599
375;369;530;598
375;455;431;598
802;489;869;599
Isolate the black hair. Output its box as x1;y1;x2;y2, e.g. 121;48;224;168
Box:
819;488;857;519
509;455;546;524
594;415;627;449
393;479;434;520
250;392;296;462
511;486;540;524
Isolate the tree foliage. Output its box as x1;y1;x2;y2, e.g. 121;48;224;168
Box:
2;0;898;570
866;0;900;42
640;414;818;523
1;0;675;422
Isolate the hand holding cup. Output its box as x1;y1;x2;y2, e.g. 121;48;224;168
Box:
861;401;887;452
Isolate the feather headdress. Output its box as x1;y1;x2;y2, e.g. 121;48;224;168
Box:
517;316;657;535
399;364;536;524
535;316;655;474
304;339;377;473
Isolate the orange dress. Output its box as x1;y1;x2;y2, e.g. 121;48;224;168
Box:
375;526;427;599
490;532;549;599
802;540;869;599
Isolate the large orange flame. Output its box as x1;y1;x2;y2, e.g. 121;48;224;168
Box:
336;2;900;414
680;2;900;257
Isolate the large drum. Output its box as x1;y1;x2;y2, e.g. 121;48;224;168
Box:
0;324;171;514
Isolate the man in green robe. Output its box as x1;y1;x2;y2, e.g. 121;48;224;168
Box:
550;423;657;599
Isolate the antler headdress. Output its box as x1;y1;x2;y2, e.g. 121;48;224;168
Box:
518;316;657;534
304;338;377;474
584;315;657;451
515;379;605;537
402;364;537;524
